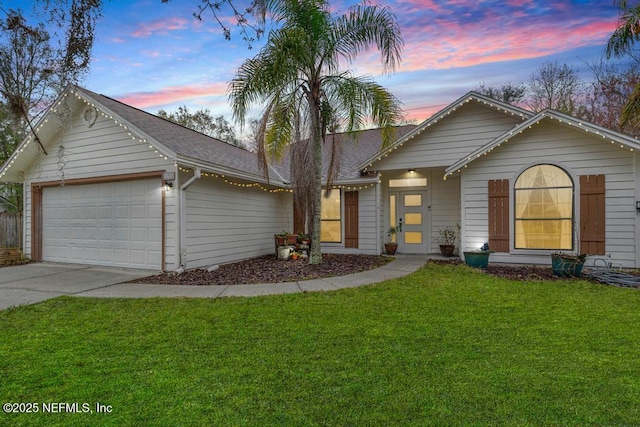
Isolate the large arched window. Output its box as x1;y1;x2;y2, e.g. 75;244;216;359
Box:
514;165;573;250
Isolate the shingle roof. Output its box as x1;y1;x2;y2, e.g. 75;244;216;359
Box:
75;86;279;182
272;125;417;183
77;86;415;185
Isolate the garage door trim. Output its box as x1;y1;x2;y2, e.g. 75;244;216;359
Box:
31;170;166;270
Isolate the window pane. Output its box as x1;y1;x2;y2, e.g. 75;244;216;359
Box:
389;178;427;187
321;221;341;242
514;165;573;250
405;213;422;225
404;194;422;207
321;190;341;242
515;164;572;188
321;190;341;220
405;231;423;244
515;220;572;249
515;188;572;219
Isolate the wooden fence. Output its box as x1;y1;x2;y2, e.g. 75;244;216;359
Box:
0;211;22;248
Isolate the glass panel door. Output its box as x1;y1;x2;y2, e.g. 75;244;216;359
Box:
398;191;428;253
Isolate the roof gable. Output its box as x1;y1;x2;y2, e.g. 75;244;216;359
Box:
0;85;285;184
444;109;640;179
359;91;532;171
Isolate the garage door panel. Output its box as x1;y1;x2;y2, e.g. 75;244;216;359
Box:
43;179;162;269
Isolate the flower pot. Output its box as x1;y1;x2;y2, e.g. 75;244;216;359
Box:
551;254;585;277
439;244;455;257
384;243;398;255
463;251;491;269
275;235;286;246
277;246;291;260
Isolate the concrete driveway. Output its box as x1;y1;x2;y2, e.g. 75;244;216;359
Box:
0;263;152;310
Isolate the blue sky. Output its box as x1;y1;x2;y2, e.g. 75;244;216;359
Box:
7;0;622;122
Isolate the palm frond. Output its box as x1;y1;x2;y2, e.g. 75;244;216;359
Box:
607;1;640;58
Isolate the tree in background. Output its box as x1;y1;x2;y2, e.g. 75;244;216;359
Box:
578;60;640;136
526;61;583;114
475;82;527;106
606;0;640;127
0;1;102;210
229;0;403;264
157;105;243;148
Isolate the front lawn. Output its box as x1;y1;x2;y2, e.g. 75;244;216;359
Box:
2;263;640;426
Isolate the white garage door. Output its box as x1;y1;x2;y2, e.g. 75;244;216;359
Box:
42;179;162;269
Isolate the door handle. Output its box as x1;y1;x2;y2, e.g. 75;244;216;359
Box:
398;218;403;232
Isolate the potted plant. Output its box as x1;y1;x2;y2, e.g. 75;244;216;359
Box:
298;233;310;245
438;224;460;257
385;226;398;255
463;243;493;269
550;252;586;277
277;245;291;260
275;229;288;246
291;251;300;260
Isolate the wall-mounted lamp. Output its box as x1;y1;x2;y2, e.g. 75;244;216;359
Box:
163;171;175;192
636;201;640;212
408;169;416;174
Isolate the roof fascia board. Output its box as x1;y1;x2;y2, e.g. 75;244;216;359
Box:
176;156;288;188
358;91;532;171
444;109;640;178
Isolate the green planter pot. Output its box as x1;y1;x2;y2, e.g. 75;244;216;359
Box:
551;254;585;277
463;251;491;269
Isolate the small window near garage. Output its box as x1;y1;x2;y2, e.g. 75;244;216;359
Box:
389;178;427;187
321;189;341;242
514;164;573;250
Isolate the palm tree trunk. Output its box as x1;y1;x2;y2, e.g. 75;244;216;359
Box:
308;96;323;265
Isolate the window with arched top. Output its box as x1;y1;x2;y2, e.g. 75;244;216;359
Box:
514;164;574;250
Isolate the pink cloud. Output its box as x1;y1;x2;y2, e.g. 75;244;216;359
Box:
118;83;229;109
131;17;190;38
395;16;618;72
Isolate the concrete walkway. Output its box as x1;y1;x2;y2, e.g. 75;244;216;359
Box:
0;255;428;309
78;255;428;299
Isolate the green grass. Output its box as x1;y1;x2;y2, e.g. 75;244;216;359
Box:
2;263;640;426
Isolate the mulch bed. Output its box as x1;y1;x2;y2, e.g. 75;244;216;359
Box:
131;254;393;286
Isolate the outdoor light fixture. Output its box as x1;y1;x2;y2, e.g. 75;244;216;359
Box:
408;169;416;174
163;171;175;192
636;201;640;212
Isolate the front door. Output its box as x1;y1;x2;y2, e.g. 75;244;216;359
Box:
398;191;428;253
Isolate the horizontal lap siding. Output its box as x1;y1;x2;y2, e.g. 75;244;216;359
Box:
461;120;636;267
24;113;177;268
429;173;461;253
374;103;525;170
185;178;289;268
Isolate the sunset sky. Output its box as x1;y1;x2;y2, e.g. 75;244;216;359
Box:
10;0;623;124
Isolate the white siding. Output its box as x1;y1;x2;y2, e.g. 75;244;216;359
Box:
374;103;525;170
184;176;290;268
23;111;177;269
460;120;638;267
429;172;461;254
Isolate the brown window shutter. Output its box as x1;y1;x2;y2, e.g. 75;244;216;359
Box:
488;179;509;252
344;191;359;248
580;175;605;255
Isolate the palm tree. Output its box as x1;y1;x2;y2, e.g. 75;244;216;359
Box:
606;0;640;126
229;0;403;264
